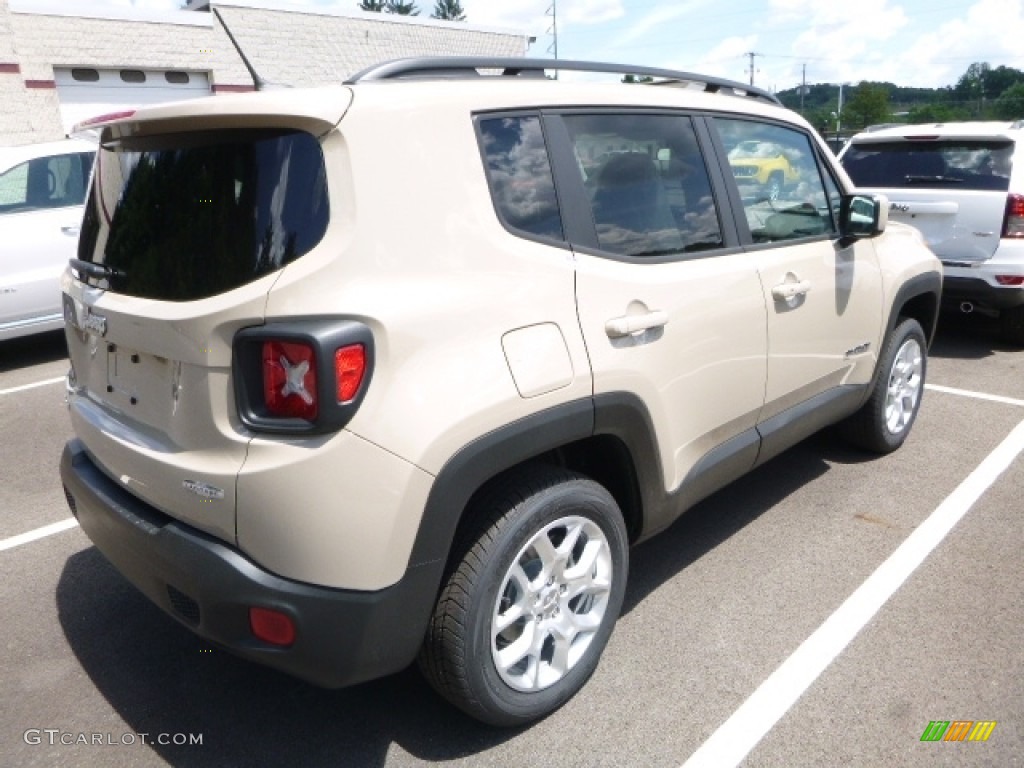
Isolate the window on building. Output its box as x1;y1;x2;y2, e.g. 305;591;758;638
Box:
71;68;100;82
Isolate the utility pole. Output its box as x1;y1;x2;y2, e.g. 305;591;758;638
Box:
547;1;558;73
745;51;759;86
800;63;806;113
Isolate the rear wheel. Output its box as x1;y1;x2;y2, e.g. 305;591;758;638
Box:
1000;305;1024;345
418;466;628;726
840;317;926;453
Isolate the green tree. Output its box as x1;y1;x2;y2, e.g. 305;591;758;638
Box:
906;102;970;124
386;1;420;14
842;82;891;129
954;62;991;116
431;0;465;21
358;1;419;13
992;82;1024;120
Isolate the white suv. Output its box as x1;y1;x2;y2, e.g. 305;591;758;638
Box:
0;138;96;341
839;121;1024;343
59;57;941;726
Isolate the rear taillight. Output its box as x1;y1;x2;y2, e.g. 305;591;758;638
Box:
234;320;374;435
263;340;318;421
1003;193;1024;238
335;344;366;403
995;275;1024;286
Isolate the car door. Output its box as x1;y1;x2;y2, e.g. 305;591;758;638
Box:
710;118;885;460
551;111;769;506
0;151;93;331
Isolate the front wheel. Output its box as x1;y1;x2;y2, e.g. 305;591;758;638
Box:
418;466;628;726
840;317;927;453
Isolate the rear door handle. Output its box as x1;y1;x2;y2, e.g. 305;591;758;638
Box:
605;310;668;338
771;279;812;301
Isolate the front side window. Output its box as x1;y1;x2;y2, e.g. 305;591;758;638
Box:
715;118;836;244
841;139;1013;191
564;113;723;258
478;115;563;241
0;152;93;213
78;128;328;301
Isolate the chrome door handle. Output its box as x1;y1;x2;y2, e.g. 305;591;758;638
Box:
605;310;668;338
771;279;811;301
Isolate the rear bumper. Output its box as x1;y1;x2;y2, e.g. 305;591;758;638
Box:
60;439;439;688
941;276;1024;311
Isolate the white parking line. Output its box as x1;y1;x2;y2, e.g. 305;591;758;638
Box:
926;383;1024;408
681;417;1024;768
0;518;79;552
0;376;65;396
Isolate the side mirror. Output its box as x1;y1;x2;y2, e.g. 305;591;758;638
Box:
839;193;888;239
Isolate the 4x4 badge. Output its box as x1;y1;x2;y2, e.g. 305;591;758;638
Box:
182;480;225;500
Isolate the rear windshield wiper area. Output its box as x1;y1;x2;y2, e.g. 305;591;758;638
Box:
70;258;126;282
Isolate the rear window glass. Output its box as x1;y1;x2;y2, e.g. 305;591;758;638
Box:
841;139;1013;191
78;128;328;301
478;115;564;241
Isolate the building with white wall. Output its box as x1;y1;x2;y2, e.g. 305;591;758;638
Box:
0;0;529;146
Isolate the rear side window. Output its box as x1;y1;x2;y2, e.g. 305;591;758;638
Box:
478;115;564;241
564;113;723;257
78;128;328;301
841;140;1013;191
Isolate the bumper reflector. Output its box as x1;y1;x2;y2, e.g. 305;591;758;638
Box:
249;607;296;647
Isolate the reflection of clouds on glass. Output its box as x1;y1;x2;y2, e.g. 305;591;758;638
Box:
681;205;722;248
487;117;560;231
596;224;682;256
267;140;292;266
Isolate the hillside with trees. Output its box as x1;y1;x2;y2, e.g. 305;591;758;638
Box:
776;62;1024;142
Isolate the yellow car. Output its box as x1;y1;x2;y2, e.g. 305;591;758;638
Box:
728;140;800;199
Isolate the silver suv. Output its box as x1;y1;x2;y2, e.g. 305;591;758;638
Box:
59;57;942;726
839;121;1024;343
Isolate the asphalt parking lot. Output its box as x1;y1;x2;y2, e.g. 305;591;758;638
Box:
1;311;1021;768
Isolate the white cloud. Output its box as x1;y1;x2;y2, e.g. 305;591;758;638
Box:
464;0;624;34
618;1;704;47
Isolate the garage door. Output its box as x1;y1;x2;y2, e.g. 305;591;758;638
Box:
54;67;211;134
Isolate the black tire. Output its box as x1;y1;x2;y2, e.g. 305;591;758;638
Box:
999;305;1024;345
418;465;629;726
840;317;927;454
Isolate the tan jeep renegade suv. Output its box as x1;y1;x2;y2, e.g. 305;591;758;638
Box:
60;57;942;726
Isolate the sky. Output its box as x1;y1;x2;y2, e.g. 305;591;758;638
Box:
19;0;1024;92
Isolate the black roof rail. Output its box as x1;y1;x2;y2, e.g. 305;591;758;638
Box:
344;57;781;105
